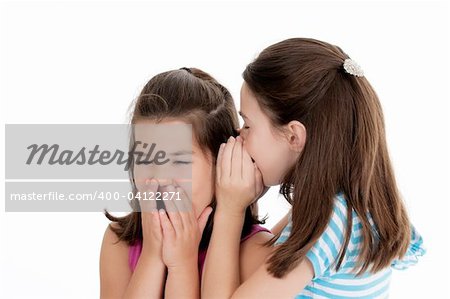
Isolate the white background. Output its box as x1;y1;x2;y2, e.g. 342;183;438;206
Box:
1;1;449;298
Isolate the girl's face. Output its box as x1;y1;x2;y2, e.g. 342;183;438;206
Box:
133;119;213;218
239;82;301;186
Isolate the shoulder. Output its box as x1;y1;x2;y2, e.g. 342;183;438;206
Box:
101;222;130;252
102;222;120;242
101;222;131;264
100;222;131;268
242;229;273;248
317;193;350;243
239;228;274;282
100;223;132;297
305;194;357;277
241;225;273;251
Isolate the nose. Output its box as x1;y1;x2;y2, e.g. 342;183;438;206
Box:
234;127;242;137
237;127;247;137
237;126;248;141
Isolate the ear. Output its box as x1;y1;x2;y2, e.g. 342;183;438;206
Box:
284;121;306;153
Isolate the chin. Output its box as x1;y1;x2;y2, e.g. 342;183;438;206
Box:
261;176;276;187
263;173;285;187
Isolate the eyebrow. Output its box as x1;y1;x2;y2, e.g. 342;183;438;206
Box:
238;111;249;120
170;150;194;156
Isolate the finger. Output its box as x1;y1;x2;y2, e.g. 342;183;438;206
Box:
231;136;243;179
162;182;177;212
151;210;162;236
140;178;159;213
172;180;191;209
164;185;183;233
159;209;175;239
222;137;235;178
197;206;213;235
147;178;159;192
216;143;225;182
174;183;194;229
167;183;185;211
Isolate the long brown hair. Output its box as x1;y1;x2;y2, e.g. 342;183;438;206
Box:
105;67;262;250
243;38;411;277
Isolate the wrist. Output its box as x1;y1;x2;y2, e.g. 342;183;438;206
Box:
215;205;246;218
216;200;247;216
141;246;163;261
213;209;246;228
138;252;165;269
167;258;197;273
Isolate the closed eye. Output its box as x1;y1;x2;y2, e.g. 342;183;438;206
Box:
173;161;192;165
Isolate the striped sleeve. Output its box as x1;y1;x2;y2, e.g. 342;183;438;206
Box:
305;195;347;278
391;224;426;270
274;212;292;245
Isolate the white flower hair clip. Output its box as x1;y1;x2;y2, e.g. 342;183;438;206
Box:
343;58;364;77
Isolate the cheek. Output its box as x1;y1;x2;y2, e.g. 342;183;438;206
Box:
133;166;150;191
243;131;269;165
243;133;290;186
242;133;257;159
243;136;270;184
191;161;214;217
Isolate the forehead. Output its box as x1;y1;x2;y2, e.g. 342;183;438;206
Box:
134;119;210;158
240;82;262;117
133;119;192;151
240;82;253;101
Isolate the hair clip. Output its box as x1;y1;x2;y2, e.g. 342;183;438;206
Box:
343;58;364;77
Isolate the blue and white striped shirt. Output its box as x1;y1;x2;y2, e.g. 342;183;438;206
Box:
275;193;425;298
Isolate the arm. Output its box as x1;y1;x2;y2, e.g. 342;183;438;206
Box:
204;210;313;299
159;183;212;299
270;213;290;236
202;136;264;298
164;259;199;299
202;211;245;298
231;257;314;299
100;179;167;299
202;212;315;298
122;246;166;299
239;231;274;282
99;223;166;299
202;136;314;298
99;224;132;299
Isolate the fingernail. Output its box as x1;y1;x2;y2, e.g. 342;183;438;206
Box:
228;136;234;142
159;209;165;215
149;179;158;186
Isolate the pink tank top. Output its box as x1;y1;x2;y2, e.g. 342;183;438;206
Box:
128;224;270;280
